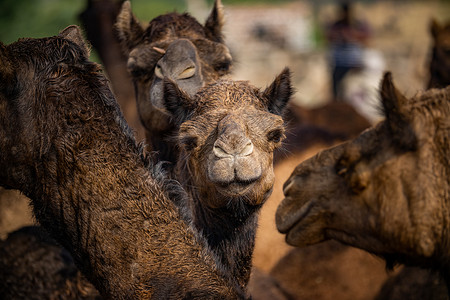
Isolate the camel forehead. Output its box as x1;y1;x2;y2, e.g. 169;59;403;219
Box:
195;80;265;109
144;13;206;42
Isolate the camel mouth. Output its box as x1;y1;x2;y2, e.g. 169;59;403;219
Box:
276;197;314;234
215;178;258;196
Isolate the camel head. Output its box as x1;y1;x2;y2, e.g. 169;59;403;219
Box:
164;68;293;208
277;72;450;267
115;0;232;133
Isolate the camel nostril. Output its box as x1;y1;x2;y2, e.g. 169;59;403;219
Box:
213;144;232;158
154;65;164;79
239;141;253;156
178;66;196;79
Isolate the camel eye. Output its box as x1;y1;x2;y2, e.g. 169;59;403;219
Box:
267;128;284;143
154;65;163;79
181;136;198;152
214;59;231;74
179;66;196;79
335;157;349;177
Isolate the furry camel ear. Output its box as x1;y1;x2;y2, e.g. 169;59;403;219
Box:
262;67;293;116
0;43;16;96
59;25;90;58
115;1;145;54
430;18;442;40
380;72;417;150
204;0;225;43
163;78;197;125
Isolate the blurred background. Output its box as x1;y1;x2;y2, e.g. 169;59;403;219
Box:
1;0;449;139
1;3;449;298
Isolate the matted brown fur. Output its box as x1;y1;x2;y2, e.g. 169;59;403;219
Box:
277;73;450;288
0;26;244;299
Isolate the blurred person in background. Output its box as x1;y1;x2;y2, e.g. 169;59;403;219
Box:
326;1;371;101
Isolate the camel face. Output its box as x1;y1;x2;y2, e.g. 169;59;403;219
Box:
164;69;292;208
116;1;232;132
429;19;450;89
277;73;450;265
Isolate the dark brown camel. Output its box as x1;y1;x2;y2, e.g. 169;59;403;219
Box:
277;73;450;291
0;26;244;299
163;69;293;291
428;18;450;89
115;0;232;166
0;226;100;299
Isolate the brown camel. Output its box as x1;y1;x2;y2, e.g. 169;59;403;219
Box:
115;0;232;166
428;18;450;89
163;68;293;291
0;25;244;299
277;72;450;291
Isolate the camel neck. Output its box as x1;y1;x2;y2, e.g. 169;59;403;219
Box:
187;189;262;291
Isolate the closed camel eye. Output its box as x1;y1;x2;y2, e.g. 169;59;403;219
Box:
179;66;196;79
154;65;163;79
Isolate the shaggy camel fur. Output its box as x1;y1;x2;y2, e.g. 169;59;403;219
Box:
0;26;244;299
116;0;232;165
277;73;450;289
164;69;293;290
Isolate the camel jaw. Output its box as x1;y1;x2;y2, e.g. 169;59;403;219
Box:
276;197;327;247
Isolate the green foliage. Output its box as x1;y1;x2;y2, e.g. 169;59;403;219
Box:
0;0;84;44
130;0;186;22
0;0;188;45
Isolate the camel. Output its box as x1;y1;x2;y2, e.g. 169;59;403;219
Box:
0;25;244;299
277;72;450;291
115;0;232;166
428;18;450;89
163;69;293;291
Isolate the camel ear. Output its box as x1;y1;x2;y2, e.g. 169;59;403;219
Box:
59;25;90;58
115;1;145;54
0;43;16;96
204;0;225;43
430;18;441;40
380;72;417;150
163;78;196;125
262;67;293;116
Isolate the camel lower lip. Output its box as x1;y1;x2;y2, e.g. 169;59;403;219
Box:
217;180;255;195
277;199;314;234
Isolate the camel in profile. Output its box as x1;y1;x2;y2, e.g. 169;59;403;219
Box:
115;0;232;166
277;72;450;291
